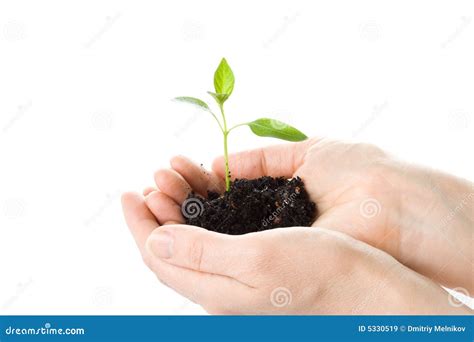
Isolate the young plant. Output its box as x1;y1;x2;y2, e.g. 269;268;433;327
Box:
174;58;308;192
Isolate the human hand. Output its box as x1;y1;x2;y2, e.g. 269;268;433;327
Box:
121;193;469;314
145;138;473;293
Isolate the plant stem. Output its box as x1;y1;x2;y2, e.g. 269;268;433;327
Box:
228;122;249;133
223;131;230;191
210;111;225;134
219;103;231;191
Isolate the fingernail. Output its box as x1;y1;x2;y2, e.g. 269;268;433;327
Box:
147;231;174;259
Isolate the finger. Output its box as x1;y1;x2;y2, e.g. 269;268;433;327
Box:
121;192;159;257
154;168;191;203
171;155;225;195
143;186;157;196
145;225;254;280
314;210;396;259
147;257;253;313
145;190;185;225
212;139;312;180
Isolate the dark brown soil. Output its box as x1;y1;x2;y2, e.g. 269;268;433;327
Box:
182;176;317;235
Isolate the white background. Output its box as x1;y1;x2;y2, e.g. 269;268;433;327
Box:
0;0;472;314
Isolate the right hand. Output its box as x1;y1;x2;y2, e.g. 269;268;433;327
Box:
145;138;474;293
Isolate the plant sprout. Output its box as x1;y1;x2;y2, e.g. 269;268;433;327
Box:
174;58;308;191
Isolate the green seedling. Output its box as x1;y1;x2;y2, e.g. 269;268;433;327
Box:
174;58;308;191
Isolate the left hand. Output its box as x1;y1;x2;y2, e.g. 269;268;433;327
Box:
121;192;469;314
142;140;473;293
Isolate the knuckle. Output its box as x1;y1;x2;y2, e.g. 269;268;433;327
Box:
187;239;204;271
141;252;153;269
153;168;166;181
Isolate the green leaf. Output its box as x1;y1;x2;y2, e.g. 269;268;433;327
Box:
207;91;229;106
213;58;234;100
247;118;308;142
174;97;210;111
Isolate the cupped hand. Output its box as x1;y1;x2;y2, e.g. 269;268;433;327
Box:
143;138;473;292
121;192;469;314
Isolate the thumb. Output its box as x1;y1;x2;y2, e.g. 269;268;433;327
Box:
145;225;248;278
212;139;314;180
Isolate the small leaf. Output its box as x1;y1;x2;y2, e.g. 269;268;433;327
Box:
174;97;210;111
247;118;308;142
207;91;229;106
213;58;234;100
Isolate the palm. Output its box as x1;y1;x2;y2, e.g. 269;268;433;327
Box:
296;139;398;254
142;139;398;256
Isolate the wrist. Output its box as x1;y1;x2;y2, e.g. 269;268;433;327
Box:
382;160;473;291
352;245;472;314
386;264;473;314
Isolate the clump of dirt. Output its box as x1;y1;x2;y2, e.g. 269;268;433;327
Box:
182;176;317;235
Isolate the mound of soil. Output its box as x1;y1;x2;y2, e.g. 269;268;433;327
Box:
182;176;317;235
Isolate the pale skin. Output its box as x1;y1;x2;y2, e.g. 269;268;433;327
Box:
122;138;473;314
